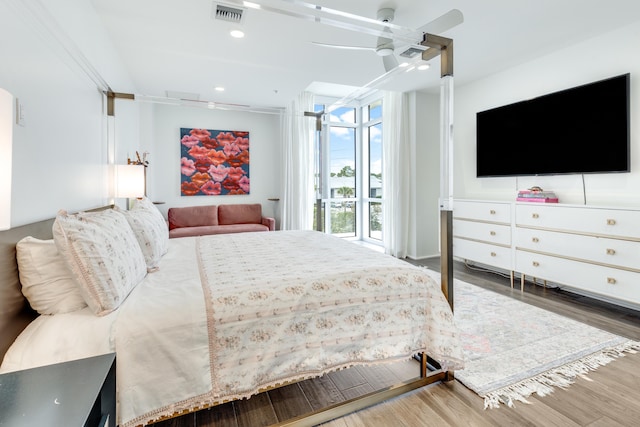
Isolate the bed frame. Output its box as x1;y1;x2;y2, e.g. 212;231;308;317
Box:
1;21;459;424
0;209;454;426
0;217;49;360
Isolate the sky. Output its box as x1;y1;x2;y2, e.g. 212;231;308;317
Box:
324;104;382;178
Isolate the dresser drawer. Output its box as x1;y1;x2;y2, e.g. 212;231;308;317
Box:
454;200;511;224
453;237;512;270
515;251;640;305
516;204;640;240
454;219;511;246
515;228;640;272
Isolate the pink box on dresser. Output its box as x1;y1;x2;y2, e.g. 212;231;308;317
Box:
516;197;559;203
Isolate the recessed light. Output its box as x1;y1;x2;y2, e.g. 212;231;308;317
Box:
243;1;261;9
215;86;225;92
230;29;245;38
399;62;409;68
418;64;430;71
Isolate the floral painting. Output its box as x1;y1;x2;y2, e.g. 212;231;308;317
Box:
180;127;250;196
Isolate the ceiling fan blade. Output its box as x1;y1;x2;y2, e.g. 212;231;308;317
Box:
382;55;399;72
311;41;375;51
416;9;464;35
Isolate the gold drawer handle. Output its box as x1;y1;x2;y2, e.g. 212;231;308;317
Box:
606;248;616;255
607;277;617;285
489;209;496;215
532;213;539;219
490;231;496;236
532;261;540;267
490;252;496;257
532;237;539;243
607;219;616;226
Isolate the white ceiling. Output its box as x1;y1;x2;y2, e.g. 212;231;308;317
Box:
90;0;640;109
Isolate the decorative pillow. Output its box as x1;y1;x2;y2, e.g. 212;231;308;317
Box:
52;209;147;316
115;197;169;272
16;237;87;315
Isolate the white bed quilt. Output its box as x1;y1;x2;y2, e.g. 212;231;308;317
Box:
3;231;464;427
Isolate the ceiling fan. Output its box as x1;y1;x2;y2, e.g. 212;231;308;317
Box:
220;0;463;109
312;8;463;72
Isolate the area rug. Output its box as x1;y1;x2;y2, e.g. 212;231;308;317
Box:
425;271;640;409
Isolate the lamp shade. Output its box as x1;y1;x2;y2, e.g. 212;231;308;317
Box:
115;164;145;198
0;88;13;231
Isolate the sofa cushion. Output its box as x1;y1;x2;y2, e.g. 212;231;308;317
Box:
168;205;218;230
218;203;262;225
209;223;269;234
169;223;269;238
169;225;221;239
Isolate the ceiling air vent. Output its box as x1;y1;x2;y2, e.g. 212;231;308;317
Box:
213;3;246;23
399;46;425;59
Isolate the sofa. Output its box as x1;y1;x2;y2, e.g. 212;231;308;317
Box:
167;203;275;238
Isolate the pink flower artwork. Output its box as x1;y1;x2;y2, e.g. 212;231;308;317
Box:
180;127;250;196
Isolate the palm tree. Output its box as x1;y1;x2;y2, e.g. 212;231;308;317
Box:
336;186;354;198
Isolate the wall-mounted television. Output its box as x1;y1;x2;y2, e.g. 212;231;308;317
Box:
476;73;630;177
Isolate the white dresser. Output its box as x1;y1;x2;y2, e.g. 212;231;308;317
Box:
453;199;640;308
514;203;640;307
452;200;514;287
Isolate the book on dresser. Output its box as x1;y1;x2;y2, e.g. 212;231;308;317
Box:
516;188;558;203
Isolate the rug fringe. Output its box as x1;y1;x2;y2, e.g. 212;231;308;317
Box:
483;340;640;409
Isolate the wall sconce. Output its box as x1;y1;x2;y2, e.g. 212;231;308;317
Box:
0;88;13;231
127;151;149;196
115;164;145;201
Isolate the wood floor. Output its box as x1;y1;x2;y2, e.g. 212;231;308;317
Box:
152;258;640;427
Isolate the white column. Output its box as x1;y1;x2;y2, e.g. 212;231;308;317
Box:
439;75;454;212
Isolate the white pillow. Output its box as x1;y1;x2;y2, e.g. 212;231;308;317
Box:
115;197;168;272
16;237;87;315
52;209;147;316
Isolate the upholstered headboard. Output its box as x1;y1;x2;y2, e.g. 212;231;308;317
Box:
0;217;52;361
0;206;112;362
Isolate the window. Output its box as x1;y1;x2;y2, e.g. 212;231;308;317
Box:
364;100;382;241
313;98;383;244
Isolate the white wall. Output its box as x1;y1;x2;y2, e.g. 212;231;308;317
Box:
0;0;136;227
141;103;282;222
454;20;640;207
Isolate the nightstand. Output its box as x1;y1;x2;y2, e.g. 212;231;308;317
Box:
0;352;116;427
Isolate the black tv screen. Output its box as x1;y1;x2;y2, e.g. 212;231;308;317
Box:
476;73;630;177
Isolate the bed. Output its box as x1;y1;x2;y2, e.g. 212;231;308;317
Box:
0;200;464;426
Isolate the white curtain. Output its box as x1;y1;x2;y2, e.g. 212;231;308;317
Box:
280;91;315;230
382;91;411;258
